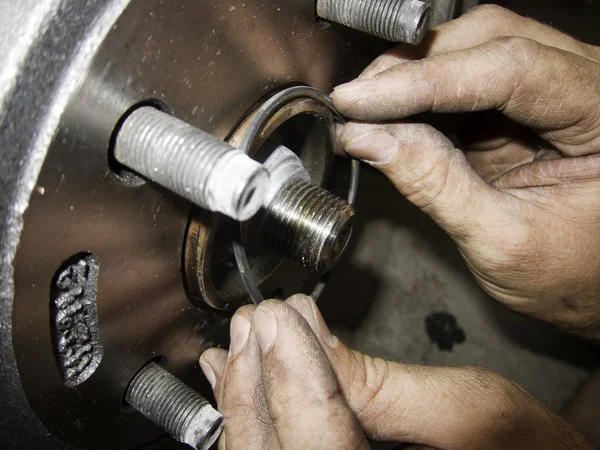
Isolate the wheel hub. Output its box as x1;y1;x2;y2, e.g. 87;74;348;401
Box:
4;0;386;448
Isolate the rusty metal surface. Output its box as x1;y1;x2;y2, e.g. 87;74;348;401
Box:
10;0;386;448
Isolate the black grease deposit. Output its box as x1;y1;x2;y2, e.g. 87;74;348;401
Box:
425;312;466;351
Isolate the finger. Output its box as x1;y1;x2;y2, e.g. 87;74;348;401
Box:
334;123;347;156
359;46;418;79
492;153;600;190
357;5;598;81
200;348;227;392
286;295;590;449
333;38;600;156
465;143;536;183
252;300;368;450
208;304;279;449
285;294;336;348
458;112;537;181
340;121;527;249
339;121;544;287
199;349;229;450
425;5;599;62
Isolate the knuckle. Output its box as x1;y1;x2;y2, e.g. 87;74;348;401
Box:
401;152;453;210
466;218;537;280
489;36;541;70
235;304;257;317
350;354;390;421
469;3;512;21
457;366;530;430
336;93;371;117
466;4;520;33
285;293;311;303
382;124;459;211
460;366;510;391
259;298;284;312
490;221;537;268
411;159;450;208
366;57;391;76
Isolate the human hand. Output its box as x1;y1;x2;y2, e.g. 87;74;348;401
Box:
331;5;600;338
200;295;590;449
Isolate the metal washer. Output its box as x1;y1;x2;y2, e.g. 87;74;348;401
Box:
232;85;360;305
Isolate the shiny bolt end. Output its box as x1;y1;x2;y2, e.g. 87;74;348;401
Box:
263;178;355;274
183;406;223;450
400;0;431;44
206;150;270;221
125;363;223;450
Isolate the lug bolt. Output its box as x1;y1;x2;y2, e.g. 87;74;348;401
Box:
263;178;355;274
316;0;432;45
115;107;270;221
261;146;355;275
125;362;223;450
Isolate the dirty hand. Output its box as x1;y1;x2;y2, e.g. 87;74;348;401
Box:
200;295;589;449
331;5;600;338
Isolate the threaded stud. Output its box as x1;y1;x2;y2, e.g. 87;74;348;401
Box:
317;0;431;45
125;363;223;450
114;107;269;221
262;178;355;274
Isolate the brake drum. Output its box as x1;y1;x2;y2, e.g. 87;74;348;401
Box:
0;0;387;448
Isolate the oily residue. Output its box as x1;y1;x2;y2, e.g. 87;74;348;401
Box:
425;311;466;351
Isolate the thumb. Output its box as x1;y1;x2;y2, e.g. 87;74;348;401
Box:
341;122;520;244
286;295;590;450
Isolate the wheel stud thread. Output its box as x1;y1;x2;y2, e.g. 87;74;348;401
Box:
125;363;223;450
316;0;432;45
263;178;355;274
114;107;269;221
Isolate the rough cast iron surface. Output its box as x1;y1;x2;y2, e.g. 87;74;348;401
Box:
51;254;103;387
0;0;130;448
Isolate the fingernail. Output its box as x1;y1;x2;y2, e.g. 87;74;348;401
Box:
310;300;336;348
253;308;277;354
199;356;216;389
333;79;373;95
229;315;251;359
345;131;397;164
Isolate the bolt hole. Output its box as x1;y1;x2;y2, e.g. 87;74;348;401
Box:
314;2;331;29
417;13;426;32
108;99;172;187
244;188;256;208
316;17;331;29
201;417;225;450
331;220;353;262
415;5;430;36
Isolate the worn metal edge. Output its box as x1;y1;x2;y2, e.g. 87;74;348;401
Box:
0;0;130;447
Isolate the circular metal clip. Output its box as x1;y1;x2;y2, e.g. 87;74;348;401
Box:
232;86;359;305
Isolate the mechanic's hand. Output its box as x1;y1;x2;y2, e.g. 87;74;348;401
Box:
331;5;600;338
200;295;590;449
